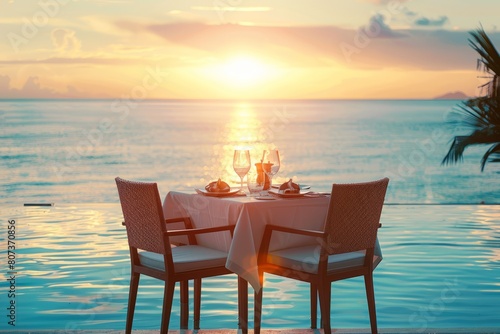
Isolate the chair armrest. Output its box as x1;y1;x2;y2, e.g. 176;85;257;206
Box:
165;225;235;242
265;224;324;238
165;217;194;229
164;217;195;244
123;217;194;230
259;224;325;265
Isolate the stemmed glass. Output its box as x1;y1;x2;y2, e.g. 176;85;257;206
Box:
261;149;280;189
233;149;251;193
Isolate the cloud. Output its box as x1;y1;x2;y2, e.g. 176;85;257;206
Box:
362;0;409;4
0;75;11;92
366;13;406;38
167;10;206;22
0;75;85;98
414;15;449;27
116;20;485;71
191;6;271;12
341;28;480;70
396;5;449;28
0;57;140;65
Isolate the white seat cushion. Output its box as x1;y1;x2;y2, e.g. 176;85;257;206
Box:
139;245;228;273
267;245;380;274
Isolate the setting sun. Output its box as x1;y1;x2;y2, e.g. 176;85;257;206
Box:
221;57;268;86
217;56;273;87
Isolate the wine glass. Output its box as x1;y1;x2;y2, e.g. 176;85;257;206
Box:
233;149;251;192
261;149;280;189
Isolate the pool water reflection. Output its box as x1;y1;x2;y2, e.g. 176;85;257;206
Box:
1;203;499;331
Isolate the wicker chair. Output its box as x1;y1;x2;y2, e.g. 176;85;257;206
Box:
115;177;244;333
254;177;389;334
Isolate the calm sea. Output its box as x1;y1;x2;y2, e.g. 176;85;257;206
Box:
1;99;499;205
1;99;500;331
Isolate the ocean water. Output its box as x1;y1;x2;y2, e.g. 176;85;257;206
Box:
1;99;499;331
1;99;499;205
1;203;499;331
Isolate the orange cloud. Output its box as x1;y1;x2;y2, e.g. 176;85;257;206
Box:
0;75;85;99
115;20;484;71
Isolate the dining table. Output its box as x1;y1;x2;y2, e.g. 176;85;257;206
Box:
162;190;383;292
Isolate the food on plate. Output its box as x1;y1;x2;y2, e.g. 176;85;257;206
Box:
279;179;300;194
205;178;231;192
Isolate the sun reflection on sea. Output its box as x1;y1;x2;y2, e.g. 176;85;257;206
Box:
470;206;500;262
204;103;275;186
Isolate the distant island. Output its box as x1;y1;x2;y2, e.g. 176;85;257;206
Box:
434;91;469;100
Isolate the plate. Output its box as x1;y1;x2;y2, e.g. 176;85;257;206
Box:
271;184;311;190
195;188;241;197
255;196;276;200
268;189;311;198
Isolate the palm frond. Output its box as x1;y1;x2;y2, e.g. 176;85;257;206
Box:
469;27;500;96
485;156;500;163
480;143;500;171
448;98;500;131
442;27;500;171
442;136;468;165
469;28;500;74
442;130;500;166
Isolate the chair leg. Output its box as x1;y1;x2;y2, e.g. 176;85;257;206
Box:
318;279;331;334
194;278;202;329
365;273;378;334
180;280;189;329
254;287;263;334
237;276;248;334
160;280;176;334
310;282;318;329
254;270;265;334
125;272;140;334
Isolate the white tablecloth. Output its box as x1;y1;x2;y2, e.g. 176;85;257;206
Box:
163;192;382;291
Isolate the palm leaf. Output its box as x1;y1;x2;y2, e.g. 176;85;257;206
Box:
442;27;500;171
442;129;500;166
470;29;500;73
448;98;500;131
480;143;500;171
442;136;468;165
469;27;500;96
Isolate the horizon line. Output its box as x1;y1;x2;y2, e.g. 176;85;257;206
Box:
0;97;470;102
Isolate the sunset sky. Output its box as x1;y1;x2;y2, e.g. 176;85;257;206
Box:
1;0;500;99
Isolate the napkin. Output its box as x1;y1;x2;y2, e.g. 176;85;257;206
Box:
205;178;231;192
278;179;300;194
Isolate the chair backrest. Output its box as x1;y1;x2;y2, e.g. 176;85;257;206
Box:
115;177;170;254
324;177;389;255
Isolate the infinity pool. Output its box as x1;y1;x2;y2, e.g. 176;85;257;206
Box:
1;203;499;332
